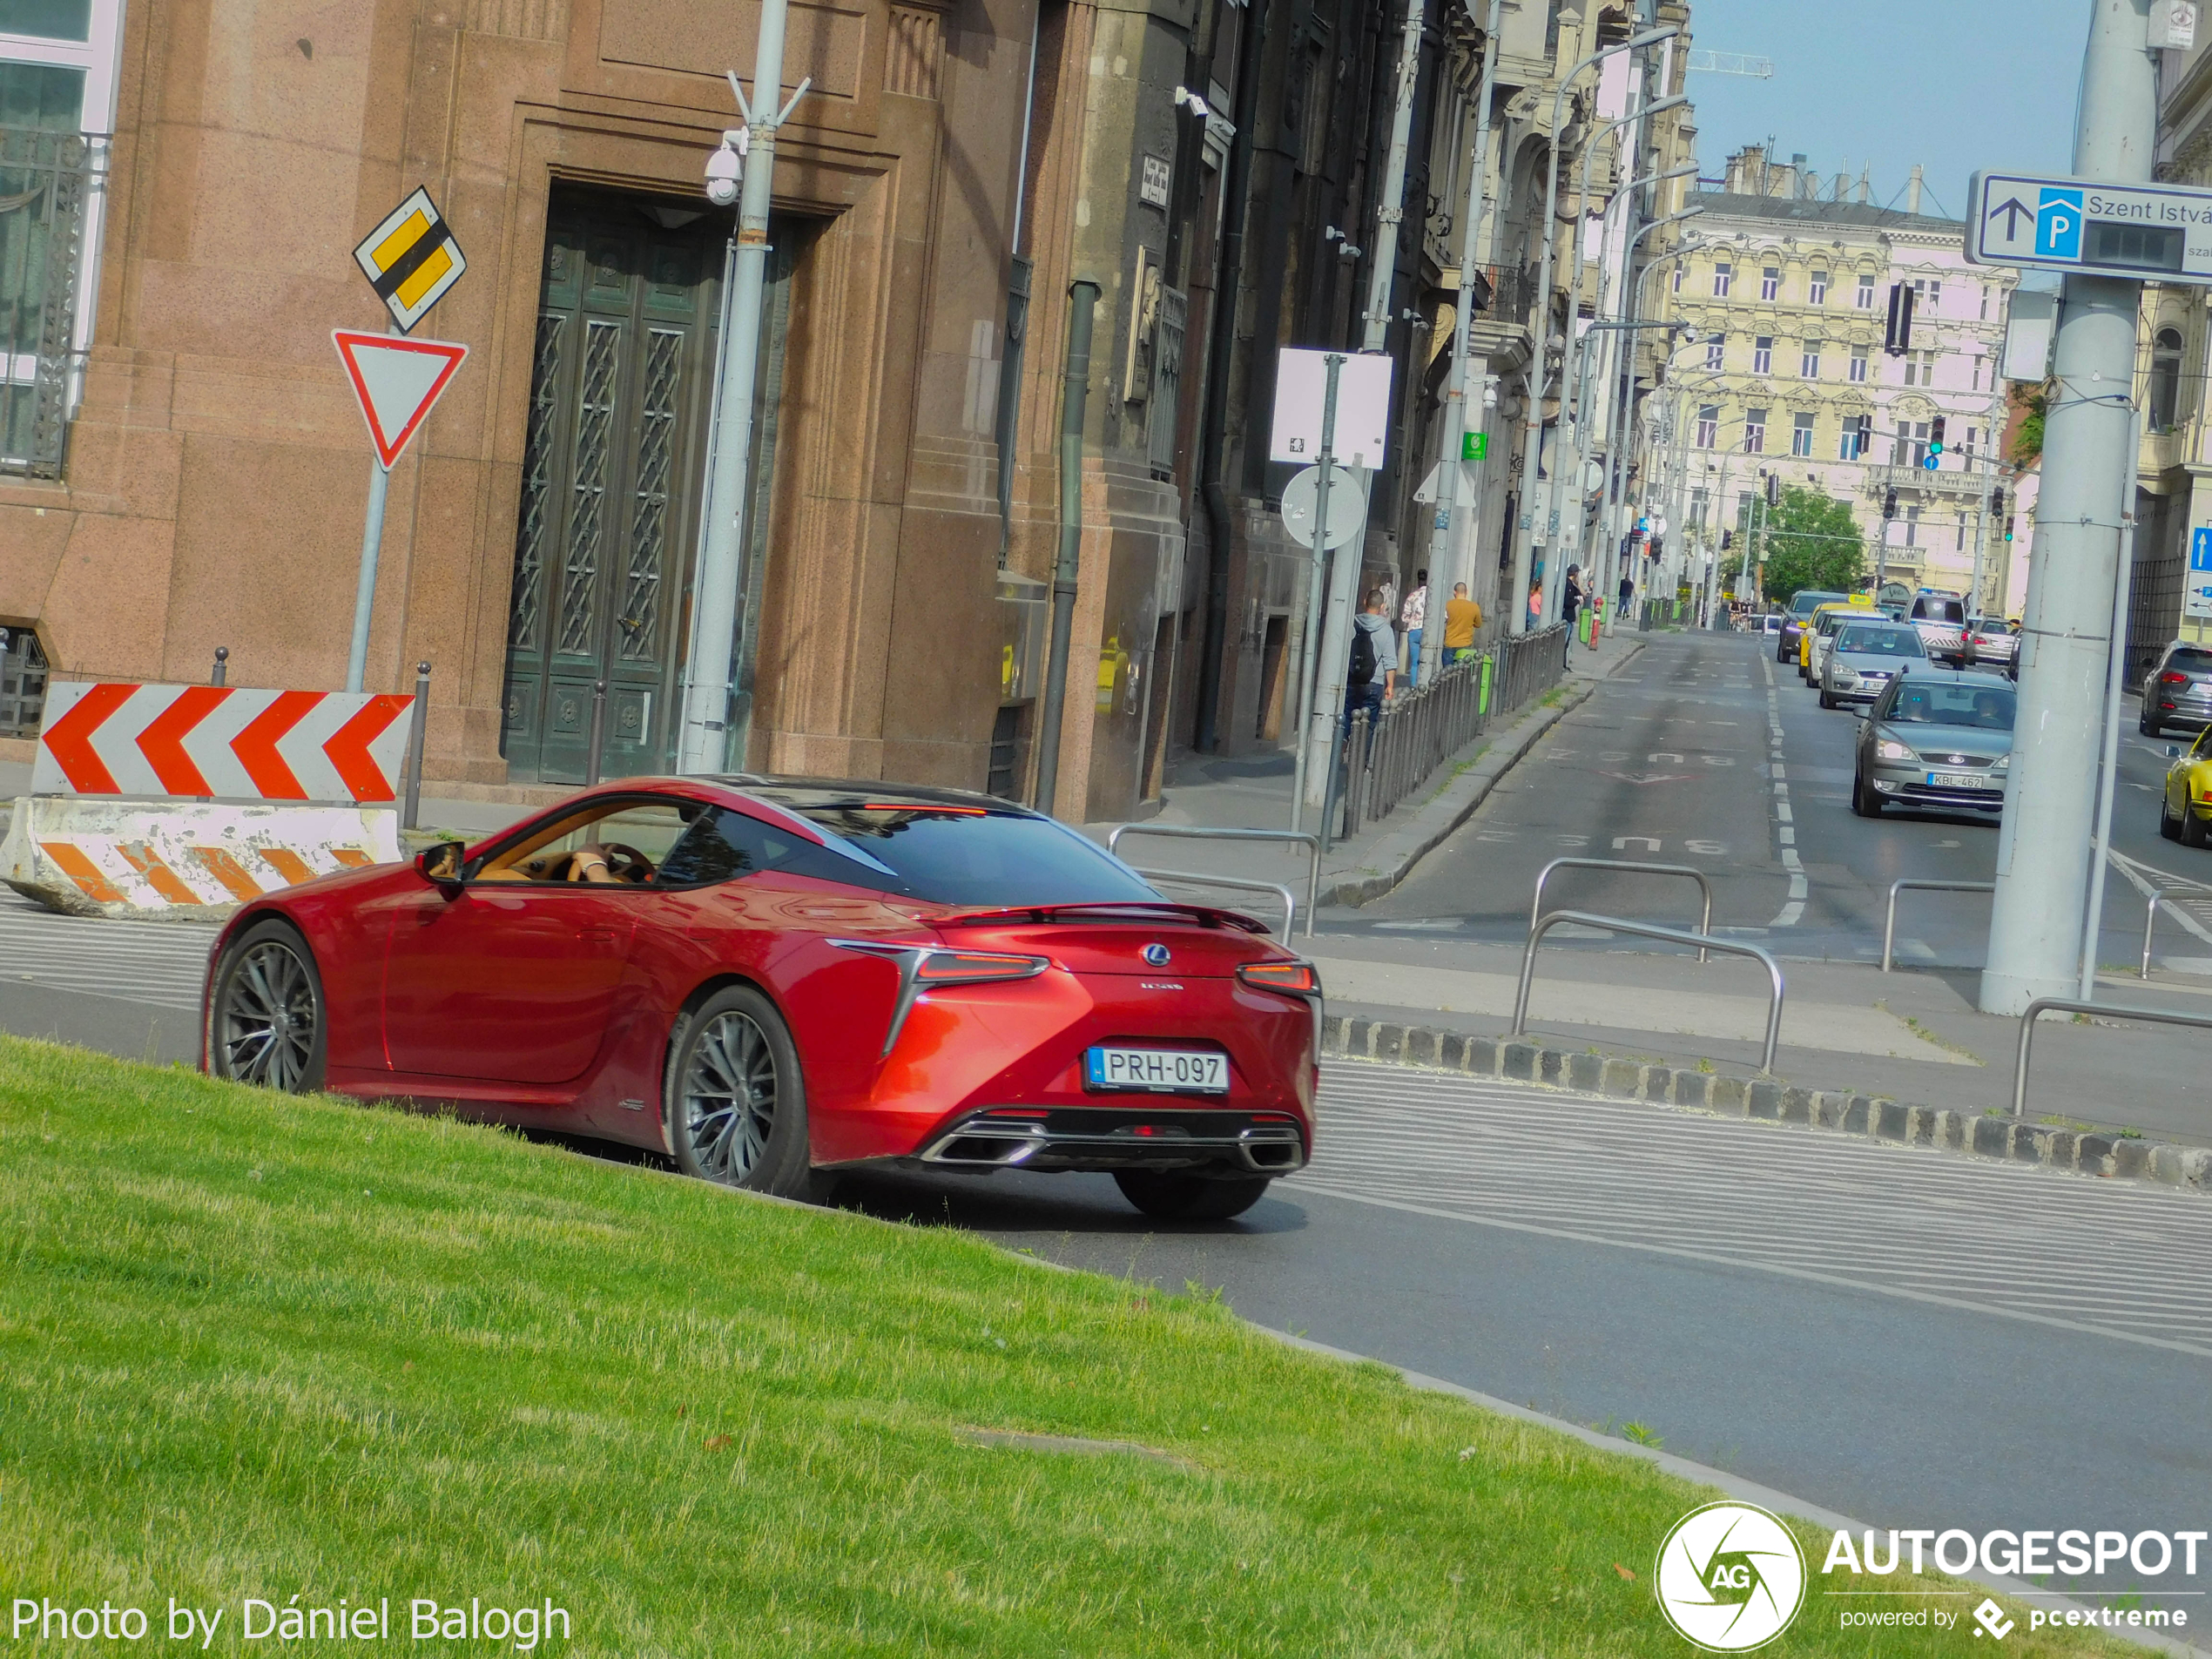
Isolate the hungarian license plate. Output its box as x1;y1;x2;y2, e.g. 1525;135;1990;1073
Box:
1082;1046;1229;1095
1927;771;2000;790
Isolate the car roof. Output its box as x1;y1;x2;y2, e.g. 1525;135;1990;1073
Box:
525;772;1032;819
1892;665;2013;683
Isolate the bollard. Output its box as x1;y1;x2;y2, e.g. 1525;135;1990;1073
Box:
402;662;430;832
585;679;607;787
211;645;228;687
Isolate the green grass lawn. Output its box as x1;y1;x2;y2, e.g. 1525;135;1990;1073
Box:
0;1035;2142;1656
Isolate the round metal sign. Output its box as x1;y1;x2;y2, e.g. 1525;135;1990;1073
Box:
1279;462;1368;551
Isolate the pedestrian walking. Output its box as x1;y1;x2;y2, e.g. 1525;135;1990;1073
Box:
1526;583;1542;631
1618;570;1634;620
1400;570;1427;684
1442;583;1481;664
1345;588;1393;736
1561;564;1584;667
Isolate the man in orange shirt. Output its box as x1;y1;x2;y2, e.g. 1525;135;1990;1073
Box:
1441;583;1482;665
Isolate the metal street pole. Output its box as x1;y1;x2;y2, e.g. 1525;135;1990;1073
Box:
1979;0;2154;1017
677;8;807;774
1291;356;1346;830
1304;0;1421;813
1508;23;1681;635
1421;0;1503;685
2079;423;2139;1000
344;463;388;692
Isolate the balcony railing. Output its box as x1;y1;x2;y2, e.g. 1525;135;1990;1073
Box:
1465;262;1538;328
1865;461;1990;499
1;126;97;481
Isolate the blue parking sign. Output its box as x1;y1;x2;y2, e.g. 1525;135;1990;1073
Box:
2035;188;2084;261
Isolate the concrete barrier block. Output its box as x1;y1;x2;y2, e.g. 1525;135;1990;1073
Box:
2076;1134;2118;1177
1936;1109;1966;1150
1672;1071;1710;1108
1970;1115;2010;1157
1873;1100;1910;1142
1642;1065;1674;1103
1844;1097;1871;1134
2113;1138;2150;1181
1601;1058;1642;1098
1747;1081;1782;1120
1503;1042;1539;1082
1710;1076;1749;1116
1541;1049;1568;1086
1405;1028;1439;1068
1437;1032;1465;1070
2184;1149;2212;1190
1320;1015;1350;1055
1779;1087;1814;1124
2043;1130;2078;1171
1567;1053;1603;1092
1467;1037;1501;1077
1905;1105;1939;1145
3;796;399;921
1373;1024;1405;1063
2148;1144;2188;1187
1345;1019;1373;1056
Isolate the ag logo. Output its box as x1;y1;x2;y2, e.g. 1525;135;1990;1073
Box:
1655;1501;1806;1651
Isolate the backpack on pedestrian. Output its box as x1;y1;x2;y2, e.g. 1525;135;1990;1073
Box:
1349;622;1377;687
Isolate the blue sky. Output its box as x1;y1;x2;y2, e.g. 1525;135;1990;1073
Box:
1683;0;2087;218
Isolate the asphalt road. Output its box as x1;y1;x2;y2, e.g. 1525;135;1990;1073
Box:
1350;630;2212;974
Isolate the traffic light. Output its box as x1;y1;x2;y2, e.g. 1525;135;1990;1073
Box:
2004;516;2015;543
1990;486;2005;519
1883;486;1898;520
1926;417;1946;469
1765;472;1781;508
1885;283;1915;355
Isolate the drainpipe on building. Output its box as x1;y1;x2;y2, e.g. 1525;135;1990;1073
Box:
677;2;806;776
1193;0;1272;752
993;10;1043;565
1034;280;1100;819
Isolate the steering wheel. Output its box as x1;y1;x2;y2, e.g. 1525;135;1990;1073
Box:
597;842;653;884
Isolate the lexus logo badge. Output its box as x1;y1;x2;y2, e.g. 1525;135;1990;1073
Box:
1142;943;1172;967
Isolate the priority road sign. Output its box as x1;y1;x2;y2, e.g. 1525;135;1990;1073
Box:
353;186;467;332
333;330;467;469
1967;170;2212;284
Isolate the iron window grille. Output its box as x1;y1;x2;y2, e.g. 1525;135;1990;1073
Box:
0;125;98;480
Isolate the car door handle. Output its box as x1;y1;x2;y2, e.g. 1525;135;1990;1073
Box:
577;927;621;944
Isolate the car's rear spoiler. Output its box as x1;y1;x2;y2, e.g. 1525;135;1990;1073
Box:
931;900;1270;934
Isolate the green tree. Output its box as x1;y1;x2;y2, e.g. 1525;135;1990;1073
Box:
1755;484;1865;603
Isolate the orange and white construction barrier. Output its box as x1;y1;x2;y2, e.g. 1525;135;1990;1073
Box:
2;797;399;921
32;682;413;803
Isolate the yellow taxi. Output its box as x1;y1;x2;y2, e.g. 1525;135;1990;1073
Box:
1797;597;1878;683
2161;726;2212;846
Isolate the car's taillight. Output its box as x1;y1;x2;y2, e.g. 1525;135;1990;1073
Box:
2162;671;2190;686
1237;960;1321;998
914;950;1049;985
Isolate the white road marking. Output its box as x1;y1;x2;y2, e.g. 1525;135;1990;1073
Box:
1763;655;1805;927
1298;1062;2212;1358
0;891;213;1013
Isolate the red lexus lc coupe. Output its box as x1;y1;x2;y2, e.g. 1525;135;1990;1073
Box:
201;776;1318;1219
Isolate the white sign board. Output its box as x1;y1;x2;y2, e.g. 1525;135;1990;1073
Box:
2000;289;2057;381
2152;0;2197;50
1268;349;1393;469
1966;170;2212;286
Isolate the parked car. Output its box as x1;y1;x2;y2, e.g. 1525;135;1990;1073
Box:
1777;589;1847;664
1906;590;1970;665
1851;671;2016;818
1819;617;1927;710
2159;725;2212;845
1962;616;2018;672
2140;640;2212;736
1760;612;1784;637
201;777;1319;1221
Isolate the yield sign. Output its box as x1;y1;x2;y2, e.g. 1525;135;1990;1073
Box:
332;329;467;469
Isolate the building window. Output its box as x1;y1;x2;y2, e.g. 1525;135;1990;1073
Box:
1791;412;1815;457
1961;425;1979;460
1761;266;1780;301
1905;504;1922;547
1689;487;1709;528
1753;336;1773;375
1839;415;1871;460
1856;272;1876;309
1800;338;1821;378
1903;349;1938;388
1696;404;1720;448
0;627;48;738
1809;269;1828;305
1892;420;1929;467
1705;334;1725;370
1956;513;1966;552
1744;408;1768;454
1850;344;1870;383
1714;261;1733;297
1672;262;1684;293
1979;284;1991;320
1971;356;1984;391
2150;327;2185;432
0;3;120;479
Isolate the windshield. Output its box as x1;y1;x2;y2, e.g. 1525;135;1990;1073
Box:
1883;681;2016;731
1837;625;1924;656
1791;591;1843;618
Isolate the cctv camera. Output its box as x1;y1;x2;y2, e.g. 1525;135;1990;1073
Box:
705;131;744;206
1680;324;1700;343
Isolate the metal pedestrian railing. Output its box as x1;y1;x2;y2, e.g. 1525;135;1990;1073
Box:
1338;624;1568;839
1880;879;1997;973
2140;878;2212;979
1530;858;1714;962
1514;907;1786;1074
1126;867;1298;939
2013;997;2212;1118
1105;824;1319;939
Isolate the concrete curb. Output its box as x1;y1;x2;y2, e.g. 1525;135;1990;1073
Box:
1322;1012;2212;1197
1320;643;1643;909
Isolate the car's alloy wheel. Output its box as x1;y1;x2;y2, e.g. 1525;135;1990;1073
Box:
2161;792;2183;842
209;921;327;1093
666;985;817;1198
1851;769;1882;818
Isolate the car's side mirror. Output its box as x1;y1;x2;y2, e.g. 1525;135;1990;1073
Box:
2167;745;2183;760
415;841;466;887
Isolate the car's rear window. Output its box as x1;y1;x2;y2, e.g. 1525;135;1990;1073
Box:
776;804;1158;907
1884;682;2016;730
1912;598;1967;624
1838;625;1924;656
1791;591;1844;618
2170;648;2212;674
1969;619;2013;636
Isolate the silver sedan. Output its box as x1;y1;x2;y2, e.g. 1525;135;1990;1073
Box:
1851;671;2015;818
1819;618;1927;710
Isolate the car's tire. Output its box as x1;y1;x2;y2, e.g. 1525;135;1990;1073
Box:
1112;1170;1272;1221
2187;806;2211;851
206;918;328;1093
664;984;821;1200
1851;770;1883;818
2161;793;2184;842
2142;711;2161;737
1817;687;1837;710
